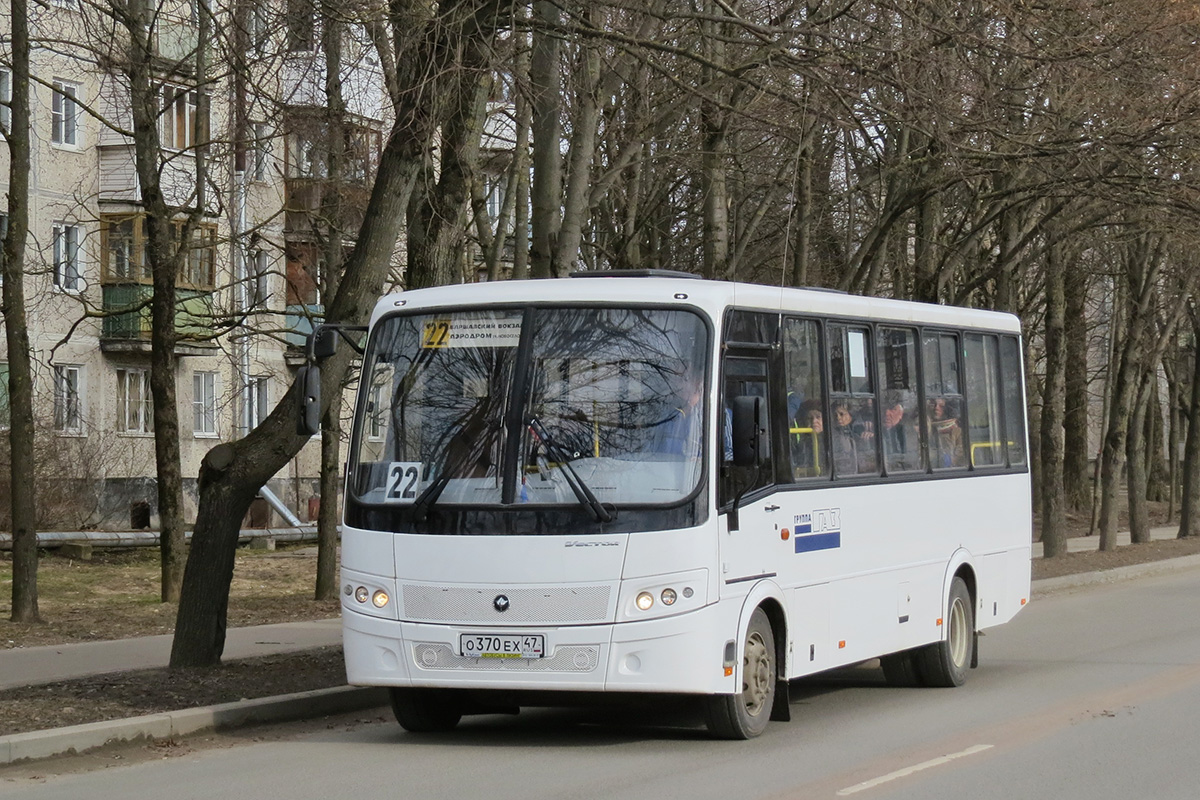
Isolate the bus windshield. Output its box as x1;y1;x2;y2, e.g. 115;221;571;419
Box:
351;306;709;512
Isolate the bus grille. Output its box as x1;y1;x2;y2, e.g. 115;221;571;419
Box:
412;643;600;672
401;584;612;624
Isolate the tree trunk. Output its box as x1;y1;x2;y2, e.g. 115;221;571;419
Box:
125;7;190;602
1179;317;1200;538
1062;250;1090;511
4;0;38;623
1126;369;1153;544
407;29;491;289
1039;236;1066;557
315;395;342;600
170;44;438;663
528;0;561;279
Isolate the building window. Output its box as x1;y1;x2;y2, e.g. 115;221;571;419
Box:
51;80;80;146
250;1;270;54
53;364;82;434
368;382;385;440
53;222;83;292
247;375;270;429
253;122;270;181
193;370;217;436
160;85;203;150
0;70;11;134
117;368;153;433
178;222;216;288
0;362;9;429
101;215;148;281
251;249;271;307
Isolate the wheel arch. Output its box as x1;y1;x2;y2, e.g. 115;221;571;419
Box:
943;550;978;633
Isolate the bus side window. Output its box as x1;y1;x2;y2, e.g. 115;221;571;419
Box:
1000;336;1027;466
964;333;1004;468
923;331;966;469
783;318;827;480
876;327;924;473
828;324;878;477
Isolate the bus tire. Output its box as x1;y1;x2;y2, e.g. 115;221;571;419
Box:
880;650;924;687
918;576;974;687
704;608;776;739
389;688;463;732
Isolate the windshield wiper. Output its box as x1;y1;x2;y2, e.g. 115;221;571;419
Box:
528;417;614;523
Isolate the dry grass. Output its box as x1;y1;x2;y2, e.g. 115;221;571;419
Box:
0;545;338;649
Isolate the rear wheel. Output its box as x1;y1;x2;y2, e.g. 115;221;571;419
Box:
705;608;776;739
917;576;974;687
389;688;463;732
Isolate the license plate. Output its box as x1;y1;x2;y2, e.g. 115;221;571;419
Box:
460;633;545;659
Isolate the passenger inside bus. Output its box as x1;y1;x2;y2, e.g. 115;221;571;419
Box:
929;396;965;468
881;390;920;472
831;401;876;476
790;399;824;478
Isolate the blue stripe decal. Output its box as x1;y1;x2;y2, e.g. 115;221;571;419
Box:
794;531;841;553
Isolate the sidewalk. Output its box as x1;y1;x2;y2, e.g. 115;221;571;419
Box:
4;527;1200;765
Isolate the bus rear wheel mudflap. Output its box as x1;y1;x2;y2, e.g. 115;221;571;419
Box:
917;575;975;687
704;607;776;739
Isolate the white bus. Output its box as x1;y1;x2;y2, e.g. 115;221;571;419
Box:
311;271;1031;739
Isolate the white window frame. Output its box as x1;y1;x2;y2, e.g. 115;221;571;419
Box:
160;84;199;150
252;248;271;307
51;80;80;147
252;121;270;181
53;221;83;293
0;70;11;134
193;370;218;437
117;367;154;434
247;375;270;430
53;364;83;434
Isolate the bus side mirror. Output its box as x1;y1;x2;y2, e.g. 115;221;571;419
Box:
312;326;338;359
731;396;765;467
296;364;321;436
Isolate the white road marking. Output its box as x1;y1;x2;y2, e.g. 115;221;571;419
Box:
836;744;994;796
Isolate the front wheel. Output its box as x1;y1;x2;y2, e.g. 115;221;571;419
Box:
389;688;463;732
917;576;974;687
704;608;776;739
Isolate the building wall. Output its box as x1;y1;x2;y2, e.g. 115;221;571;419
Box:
0;0;390;530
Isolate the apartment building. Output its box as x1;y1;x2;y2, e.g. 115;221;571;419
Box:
0;0;389;530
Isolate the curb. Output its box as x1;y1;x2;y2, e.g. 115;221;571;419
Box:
1032;552;1200;594
0;685;389;766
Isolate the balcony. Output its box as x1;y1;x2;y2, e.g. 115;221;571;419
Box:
155;20;200;72
284;178;370;236
100;283;215;355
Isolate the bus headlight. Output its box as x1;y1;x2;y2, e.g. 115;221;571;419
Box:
355;586;369;603
621;569;708;621
372;590;390;608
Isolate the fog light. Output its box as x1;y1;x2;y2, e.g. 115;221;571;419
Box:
636;591;654;611
372;590;390;608
355;586;369;603
682;587;694;599
661;588;677;606
343;584;353;596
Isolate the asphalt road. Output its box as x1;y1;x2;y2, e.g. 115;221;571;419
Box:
5;568;1200;800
